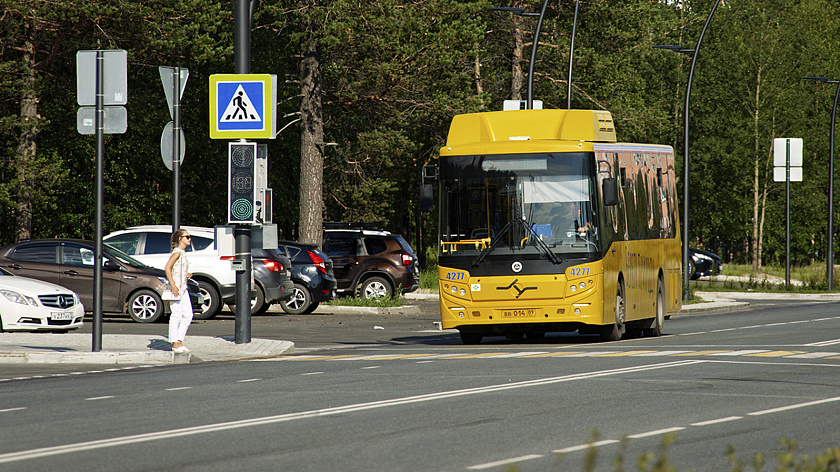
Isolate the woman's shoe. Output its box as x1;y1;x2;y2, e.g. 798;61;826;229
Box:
173;346;189;353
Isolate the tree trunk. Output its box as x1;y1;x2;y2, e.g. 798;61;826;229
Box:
751;71;763;272
16;28;38;241
510;2;524;100
299;35;324;247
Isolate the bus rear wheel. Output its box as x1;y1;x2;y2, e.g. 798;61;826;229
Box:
643;278;665;337
600;282;626;342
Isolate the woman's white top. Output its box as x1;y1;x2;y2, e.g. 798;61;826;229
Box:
171;248;190;292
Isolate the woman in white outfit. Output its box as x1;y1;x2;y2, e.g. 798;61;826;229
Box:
165;229;193;353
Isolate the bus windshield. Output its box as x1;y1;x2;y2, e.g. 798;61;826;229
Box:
439;152;600;263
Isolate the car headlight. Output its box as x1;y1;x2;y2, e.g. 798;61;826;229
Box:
1;289;35;306
158;277;169;284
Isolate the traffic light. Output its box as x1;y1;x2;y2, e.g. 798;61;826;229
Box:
228;142;257;224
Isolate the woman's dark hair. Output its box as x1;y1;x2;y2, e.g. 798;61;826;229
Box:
171;228;190;250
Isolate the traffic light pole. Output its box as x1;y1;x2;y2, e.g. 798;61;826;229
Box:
234;0;252;343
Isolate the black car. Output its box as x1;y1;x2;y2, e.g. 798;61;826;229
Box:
688;248;722;279
275;241;336;314
0;239;202;323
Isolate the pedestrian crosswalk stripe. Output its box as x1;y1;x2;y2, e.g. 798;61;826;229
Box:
595;350;658;357
746;351;805;357
254;350;840;362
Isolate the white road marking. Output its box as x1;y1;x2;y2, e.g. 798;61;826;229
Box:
165;387;193;391
749;395;840;416
84;396;114;401
627;427;685;439
554;439;620;453
690;416;743;426
0;407;27;413
467;454;544;470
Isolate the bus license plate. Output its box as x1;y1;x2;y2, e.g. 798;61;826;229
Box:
50;312;73;320
502;309;537;318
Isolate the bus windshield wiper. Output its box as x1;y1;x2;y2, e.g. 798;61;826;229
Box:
472;220;513;268
472;218;563;267
515;218;562;264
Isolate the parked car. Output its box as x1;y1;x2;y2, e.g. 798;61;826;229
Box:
0;267;85;332
0;239;202;323
689;248;722;280
233;248;294;315
275;241;337;314
105;226;234;319
105;225;294;319
322;225;419;299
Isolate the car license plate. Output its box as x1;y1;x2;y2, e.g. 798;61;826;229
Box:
501;309;537;318
50;312;73;320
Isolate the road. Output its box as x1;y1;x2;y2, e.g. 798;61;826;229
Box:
2;296;840;471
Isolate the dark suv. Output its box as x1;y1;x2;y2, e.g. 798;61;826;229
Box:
276;241;337;314
322;227;419;299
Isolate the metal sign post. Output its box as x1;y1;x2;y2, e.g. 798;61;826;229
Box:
773;138;803;288
76;50;127;352
159;66;189;230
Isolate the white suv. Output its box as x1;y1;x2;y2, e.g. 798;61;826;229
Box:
104;226;235;319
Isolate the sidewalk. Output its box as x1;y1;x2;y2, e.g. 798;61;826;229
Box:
0;333;294;365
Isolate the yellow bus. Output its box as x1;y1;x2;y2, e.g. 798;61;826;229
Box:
427;108;682;344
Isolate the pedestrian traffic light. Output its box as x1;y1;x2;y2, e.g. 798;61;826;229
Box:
228;142;257;224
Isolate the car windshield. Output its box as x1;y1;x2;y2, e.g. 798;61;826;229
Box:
439;152;600;264
103;244;151;268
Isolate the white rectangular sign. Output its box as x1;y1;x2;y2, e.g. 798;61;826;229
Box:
774;167;803;182
773;138;803;167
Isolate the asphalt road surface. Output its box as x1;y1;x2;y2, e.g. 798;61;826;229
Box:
2;297;840;471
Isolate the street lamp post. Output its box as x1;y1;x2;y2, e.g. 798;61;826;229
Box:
567;0;580;109
491;0;581;110
803;76;840;290
653;0;720;301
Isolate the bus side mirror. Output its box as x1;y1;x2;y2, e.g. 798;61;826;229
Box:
602;178;618;206
419;184;434;212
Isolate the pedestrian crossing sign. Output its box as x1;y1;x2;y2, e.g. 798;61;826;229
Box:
209;74;277;139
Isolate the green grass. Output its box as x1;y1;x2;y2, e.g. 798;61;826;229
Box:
420;267;439;291
324;295;406;308
701;261;838;292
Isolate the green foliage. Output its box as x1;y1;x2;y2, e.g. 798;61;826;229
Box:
1;0;839;271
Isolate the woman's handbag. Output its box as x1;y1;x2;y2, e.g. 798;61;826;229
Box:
161;286;179;301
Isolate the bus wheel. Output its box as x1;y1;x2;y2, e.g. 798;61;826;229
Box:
459;331;482;345
600;282;626;342
643;278;665;337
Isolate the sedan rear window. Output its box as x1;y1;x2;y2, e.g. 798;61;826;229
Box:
10;244;57;263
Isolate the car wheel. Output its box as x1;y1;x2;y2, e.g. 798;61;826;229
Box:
282;283;313;315
599;281;626;342
303;302;319;314
250;284;266;316
127;290;164;323
688;259;700;280
359;276;392;299
643;278;665;337
194;281;220;320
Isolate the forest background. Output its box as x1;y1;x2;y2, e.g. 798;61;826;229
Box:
1;0;839;272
